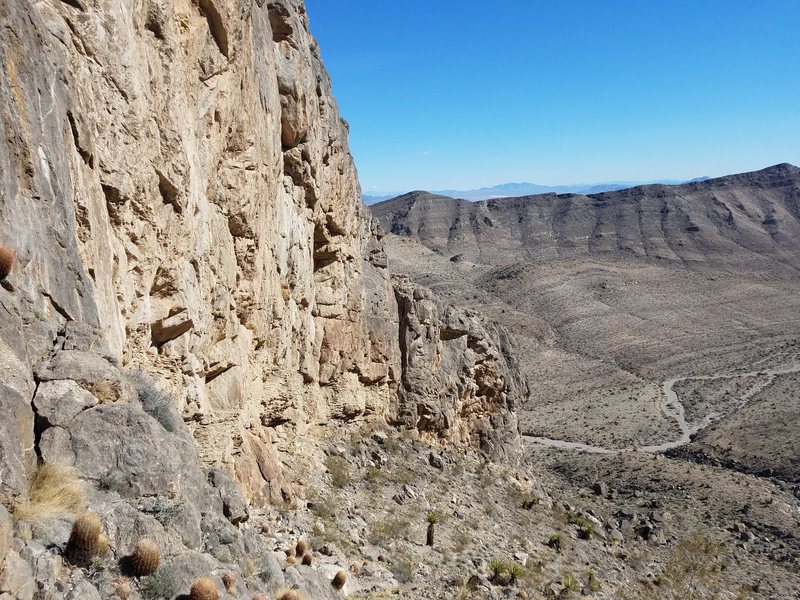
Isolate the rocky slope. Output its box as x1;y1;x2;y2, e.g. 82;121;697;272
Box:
370;168;800;597
0;0;523;598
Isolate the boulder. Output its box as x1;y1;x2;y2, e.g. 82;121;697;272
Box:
207;469;250;525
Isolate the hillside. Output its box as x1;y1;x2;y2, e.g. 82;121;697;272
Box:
373;163;800;273
372;165;800;399
370;165;800;596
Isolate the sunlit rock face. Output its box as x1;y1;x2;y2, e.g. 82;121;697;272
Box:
0;0;523;509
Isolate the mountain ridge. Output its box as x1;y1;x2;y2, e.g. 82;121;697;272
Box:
363;174;716;204
371;162;800;273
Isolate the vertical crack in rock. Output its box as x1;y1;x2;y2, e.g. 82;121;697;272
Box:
195;0;230;59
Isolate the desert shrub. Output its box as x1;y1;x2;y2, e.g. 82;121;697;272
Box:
547;533;564;553
521;493;540;509
367;514;408;546
645;534;728;599
390;548;417;583
148;496;184;526
324;455;352;488
129;372;179;432
13;463;85;522
140;566;181;600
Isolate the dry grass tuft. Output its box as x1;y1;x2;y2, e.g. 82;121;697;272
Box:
221;572;236;593
13;463;85;523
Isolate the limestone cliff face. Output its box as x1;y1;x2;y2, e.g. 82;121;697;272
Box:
394;278;525;462
0;0;522;511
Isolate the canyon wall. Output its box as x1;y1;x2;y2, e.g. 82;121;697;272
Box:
0;0;523;510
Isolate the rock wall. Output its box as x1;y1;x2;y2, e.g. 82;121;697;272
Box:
0;0;522;515
394;278;525;462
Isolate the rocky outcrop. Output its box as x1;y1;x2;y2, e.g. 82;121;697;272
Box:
0;324;343;598
0;0;523;515
394;278;524;461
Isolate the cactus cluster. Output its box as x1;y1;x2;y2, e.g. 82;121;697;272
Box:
65;512;103;566
277;590;302;600
189;577;219;600
131;537;160;576
0;245;14;280
331;570;347;590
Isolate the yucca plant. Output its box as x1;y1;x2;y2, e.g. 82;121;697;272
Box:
426;511;440;547
507;562;525;584
562;573;580;594
489;558;508;582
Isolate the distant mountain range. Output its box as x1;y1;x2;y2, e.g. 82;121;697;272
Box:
362;176;710;205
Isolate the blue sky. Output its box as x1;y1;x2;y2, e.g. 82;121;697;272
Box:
305;1;800;192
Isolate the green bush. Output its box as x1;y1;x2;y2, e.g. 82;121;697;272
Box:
140;566;181;600
547;533;564;553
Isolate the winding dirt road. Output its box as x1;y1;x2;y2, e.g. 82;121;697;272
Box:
524;358;800;455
